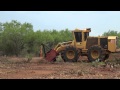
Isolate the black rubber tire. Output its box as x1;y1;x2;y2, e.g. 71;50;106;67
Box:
88;46;102;62
61;46;79;62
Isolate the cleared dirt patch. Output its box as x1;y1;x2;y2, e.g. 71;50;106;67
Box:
0;53;120;79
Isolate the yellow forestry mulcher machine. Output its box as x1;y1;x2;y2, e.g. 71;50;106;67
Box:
41;28;120;62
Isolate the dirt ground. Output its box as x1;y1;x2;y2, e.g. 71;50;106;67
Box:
0;53;120;79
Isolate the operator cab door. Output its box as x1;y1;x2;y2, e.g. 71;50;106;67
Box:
74;32;89;49
74;32;83;48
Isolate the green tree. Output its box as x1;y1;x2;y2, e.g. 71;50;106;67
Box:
0;20;74;57
102;30;118;36
1;20;34;56
0;23;3;51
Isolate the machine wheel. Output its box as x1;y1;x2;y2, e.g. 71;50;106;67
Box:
88;46;102;62
61;46;79;62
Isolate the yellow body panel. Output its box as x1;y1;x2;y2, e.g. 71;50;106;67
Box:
108;36;117;52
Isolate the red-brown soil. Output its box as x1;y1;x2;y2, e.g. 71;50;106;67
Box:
0;53;120;79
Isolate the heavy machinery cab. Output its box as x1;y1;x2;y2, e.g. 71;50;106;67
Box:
72;28;91;49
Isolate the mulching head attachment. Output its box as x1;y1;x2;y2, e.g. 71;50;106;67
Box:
40;44;58;62
45;49;58;62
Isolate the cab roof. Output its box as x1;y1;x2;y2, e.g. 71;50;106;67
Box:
108;36;118;39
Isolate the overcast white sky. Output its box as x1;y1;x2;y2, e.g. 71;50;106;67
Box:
0;11;120;36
